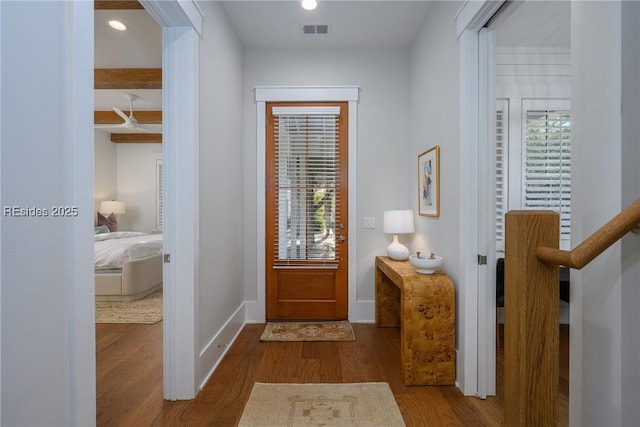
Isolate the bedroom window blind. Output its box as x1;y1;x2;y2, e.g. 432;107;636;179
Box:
156;159;163;231
523;109;572;240
271;106;342;264
495;108;506;244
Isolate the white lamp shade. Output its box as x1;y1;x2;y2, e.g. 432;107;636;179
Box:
383;210;414;260
100;200;126;215
383;210;414;234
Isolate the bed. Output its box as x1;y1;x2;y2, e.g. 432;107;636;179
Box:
94;231;163;301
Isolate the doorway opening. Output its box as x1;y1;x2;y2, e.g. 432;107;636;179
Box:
93;3;165;422
488;1;571;421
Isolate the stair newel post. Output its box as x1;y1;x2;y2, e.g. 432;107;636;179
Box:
504;210;560;426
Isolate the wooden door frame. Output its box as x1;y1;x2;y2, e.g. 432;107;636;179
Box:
252;87;360;322
456;0;505;397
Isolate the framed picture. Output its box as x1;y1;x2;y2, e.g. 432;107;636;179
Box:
418;145;440;217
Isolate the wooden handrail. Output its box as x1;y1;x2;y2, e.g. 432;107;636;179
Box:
505;198;640;426
536;198;640;268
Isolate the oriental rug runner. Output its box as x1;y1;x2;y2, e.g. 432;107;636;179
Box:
238;382;406;427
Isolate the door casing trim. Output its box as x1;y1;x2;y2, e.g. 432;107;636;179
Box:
252;86;360;322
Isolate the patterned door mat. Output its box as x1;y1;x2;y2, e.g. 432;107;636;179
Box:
259;321;355;342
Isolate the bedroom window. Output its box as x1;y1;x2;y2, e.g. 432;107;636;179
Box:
495;101;507;244
496;100;571;250
156;159;163;231
523;109;571;240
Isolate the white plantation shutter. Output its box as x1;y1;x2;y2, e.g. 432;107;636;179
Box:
271;106;342;264
495;106;506;244
156;159;163;231
523;109;571;240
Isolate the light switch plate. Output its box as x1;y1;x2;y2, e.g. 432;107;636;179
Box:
363;216;375;229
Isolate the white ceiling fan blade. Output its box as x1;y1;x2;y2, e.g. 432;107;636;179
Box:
94;123;128;129
113;107;130;123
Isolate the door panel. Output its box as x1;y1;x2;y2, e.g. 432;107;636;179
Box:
276;270;337;300
266;102;348;320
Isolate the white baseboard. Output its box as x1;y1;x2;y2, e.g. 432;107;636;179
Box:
198;303;246;389
244;299;376;323
244;300;264;323
349;299;375;323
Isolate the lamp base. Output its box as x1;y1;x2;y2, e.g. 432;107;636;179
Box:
387;235;409;261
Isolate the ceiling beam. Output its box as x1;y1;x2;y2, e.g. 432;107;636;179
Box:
94;1;144;10
111;133;162;143
95;68;162;90
95;110;162;124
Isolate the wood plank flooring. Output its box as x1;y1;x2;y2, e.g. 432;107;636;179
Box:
96;323;569;426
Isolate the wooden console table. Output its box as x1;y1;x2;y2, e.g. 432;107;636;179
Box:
375;256;456;385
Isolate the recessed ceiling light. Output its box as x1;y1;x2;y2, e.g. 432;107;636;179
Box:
301;0;317;11
108;20;127;31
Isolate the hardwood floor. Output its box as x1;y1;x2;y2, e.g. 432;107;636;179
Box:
96;323;569;426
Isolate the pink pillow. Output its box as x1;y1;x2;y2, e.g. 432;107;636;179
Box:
96;212;118;232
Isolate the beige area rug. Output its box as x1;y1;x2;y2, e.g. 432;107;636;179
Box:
238;382;406;427
260;321;355;342
95;291;162;324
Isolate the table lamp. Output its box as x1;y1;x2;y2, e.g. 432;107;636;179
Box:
383;209;414;260
100;200;126;217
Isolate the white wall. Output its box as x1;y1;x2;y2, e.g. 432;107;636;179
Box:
620;2;640;424
1;1;95;425
94;132;161;232
196;1;246;386
94;130;117;213
115;143;162;232
409;1;461;281
571;1;640;425
243;47;411;318
409;0;464;386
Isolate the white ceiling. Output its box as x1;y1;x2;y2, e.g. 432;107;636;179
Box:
94;0;571;129
220;1;433;49
493;1;570;48
95;9;162;134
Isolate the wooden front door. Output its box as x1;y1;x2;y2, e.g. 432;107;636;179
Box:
266;102;348;320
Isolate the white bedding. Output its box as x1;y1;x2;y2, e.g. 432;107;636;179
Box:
95;232;163;270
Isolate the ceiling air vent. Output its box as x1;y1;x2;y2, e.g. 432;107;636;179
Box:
303;24;329;36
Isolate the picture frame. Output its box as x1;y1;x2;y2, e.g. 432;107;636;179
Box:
418;145;440;217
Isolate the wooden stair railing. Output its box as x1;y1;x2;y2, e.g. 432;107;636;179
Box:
504;198;640;427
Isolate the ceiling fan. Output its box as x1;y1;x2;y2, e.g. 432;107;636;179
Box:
96;93;160;133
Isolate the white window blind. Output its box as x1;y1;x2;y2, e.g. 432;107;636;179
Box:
523;109;571;240
495;107;506;244
156;159;163;231
271;106;341;264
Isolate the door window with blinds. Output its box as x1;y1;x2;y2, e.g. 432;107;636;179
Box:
268;104;345;265
496;99;571;250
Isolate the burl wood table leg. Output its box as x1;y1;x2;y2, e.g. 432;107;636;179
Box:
375;267;401;327
401;274;456;385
